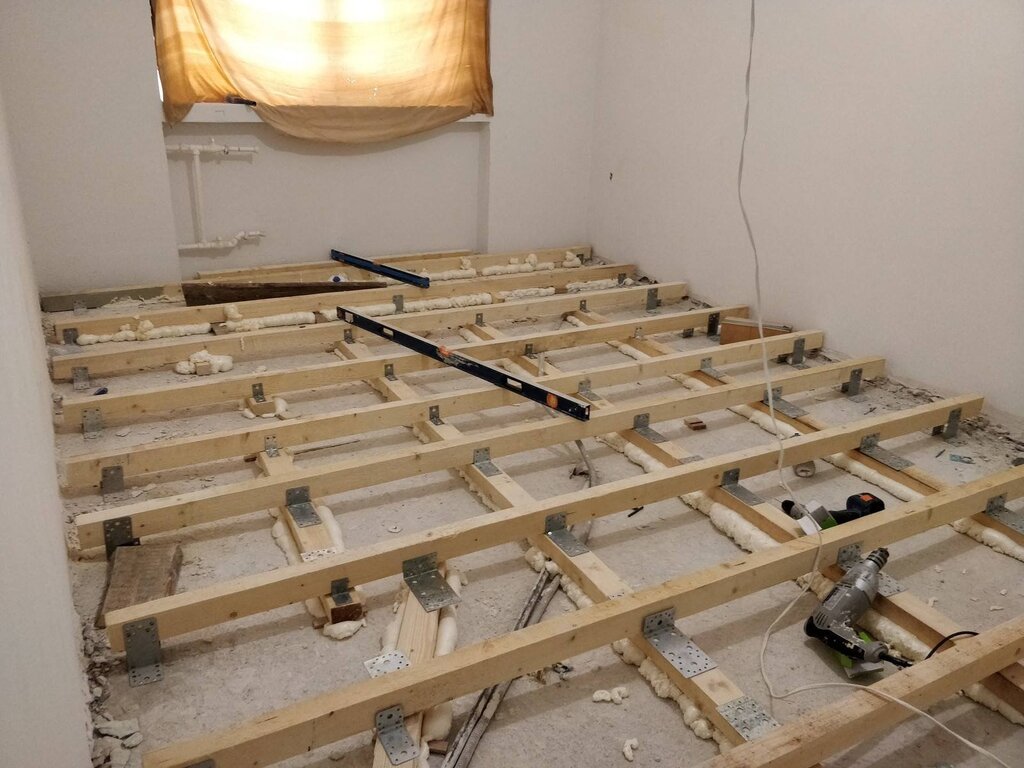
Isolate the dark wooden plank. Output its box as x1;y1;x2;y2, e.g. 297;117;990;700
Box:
97;544;183;628
181;281;387;306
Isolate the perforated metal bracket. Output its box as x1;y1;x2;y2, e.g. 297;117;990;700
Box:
780;337;808;369
837;544;905;597
475;312;485;326
762;387;807;419
700;357;725;380
264;436;280;457
983;494;1024;535
100;465;125;497
331;577;352;606
717;696;779;742
632;413;667;443
103;516;138;559
472;447;501;477
577;378;594;399
123;617;163;687
285;486;322;528
428;405;443;425
72;366;90;391
524;342;536;358
343;328;354;344
82;408;103;439
578;298;589;313
392;294;405;314
402;553;461;612
364;650;410;679
706;312;720;341
645;287;660;313
931;408;961;441
642;609;716;678
720;468;764;506
251;382;266;403
544;513;589;557
62;327;79;345
375;705;418;765
858;433;913;471
840;367;863;397
384;363;397;381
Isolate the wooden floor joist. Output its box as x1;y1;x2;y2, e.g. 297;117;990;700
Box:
101;395;980;651
77;357;890;551
139;466;1024;768
50;281;690;380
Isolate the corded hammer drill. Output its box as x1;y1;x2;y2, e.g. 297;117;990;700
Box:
803;547;912;668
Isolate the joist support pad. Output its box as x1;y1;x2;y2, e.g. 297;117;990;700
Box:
123;617;163;687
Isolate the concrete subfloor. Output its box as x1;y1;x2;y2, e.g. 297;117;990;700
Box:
54;296;1024;768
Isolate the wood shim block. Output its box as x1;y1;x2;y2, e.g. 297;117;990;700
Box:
684;416;706;431
246;396;277;416
719;316;792;346
194;361;214;376
98;543;182;628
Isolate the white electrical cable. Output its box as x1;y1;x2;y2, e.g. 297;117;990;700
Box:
738;3;1009;765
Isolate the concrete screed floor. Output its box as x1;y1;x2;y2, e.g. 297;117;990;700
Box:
56;296;1024;768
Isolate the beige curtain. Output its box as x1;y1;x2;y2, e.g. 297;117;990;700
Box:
155;0;493;143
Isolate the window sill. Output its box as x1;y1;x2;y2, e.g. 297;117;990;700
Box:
178;102;492;124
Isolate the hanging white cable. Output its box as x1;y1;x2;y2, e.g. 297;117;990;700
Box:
737;3;1009;764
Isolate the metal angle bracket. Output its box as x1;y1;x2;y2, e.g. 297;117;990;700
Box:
100;465;126;497
632;413;667;443
331;577;353;606
777;337;808;369
837;544;905;597
402;553;461;613
720;468;764;507
645;287;660;313
700;357;725;380
285;486;322;528
472;447;502;477
475;312;485;326
82;408;103;439
762;387;807;419
263;435;280;457
103;516;139;559
343;328;355;344
374;705;419;765
123;617;163;687
62;327;79;345
392;294;405;314
858;433;913;471
706;312;721;341
72;366;90;391
983;494;1024;536
364;650;410;679
428;405;443;425
251;382;267;403
544;513;590;557
717;696;779;742
840;367;863;398
931;407;962;441
642;609;716;679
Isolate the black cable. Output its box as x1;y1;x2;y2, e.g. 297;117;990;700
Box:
925;630;979;660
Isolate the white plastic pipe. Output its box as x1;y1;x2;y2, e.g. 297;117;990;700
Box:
178;231;265;251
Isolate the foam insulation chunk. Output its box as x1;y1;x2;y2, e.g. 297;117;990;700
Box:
174;349;234;375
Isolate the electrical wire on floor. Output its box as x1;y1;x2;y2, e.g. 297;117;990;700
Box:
737;2;1009;765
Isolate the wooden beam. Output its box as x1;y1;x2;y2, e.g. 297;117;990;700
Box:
194;248;475;280
139;466;1024;768
102;395;981;651
40;283;183;312
701;614;1024;768
77;358;889;551
50;281;690;380
51;262;627;340
62;331;820;491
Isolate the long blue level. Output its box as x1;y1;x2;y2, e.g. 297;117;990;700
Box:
330;250;430;289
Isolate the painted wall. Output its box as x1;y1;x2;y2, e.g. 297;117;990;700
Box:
589;1;1024;417
165;0;602;274
0;0;180;293
0;87;92;767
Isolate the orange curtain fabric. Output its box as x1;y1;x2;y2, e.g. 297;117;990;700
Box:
154;0;492;143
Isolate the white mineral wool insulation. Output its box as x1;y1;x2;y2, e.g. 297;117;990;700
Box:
622;738;639;762
567;278;633;293
498;287;555;301
173;349;233;375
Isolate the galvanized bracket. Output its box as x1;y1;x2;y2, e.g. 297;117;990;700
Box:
840;367;863;398
983;494;1024;535
402;553;460;612
578;298;589;313
642;609;716;678
717;696;779;742
251;382;266;404
123;617;163;687
264;436;280;458
375;705;419;765
62;327;79;345
82;408;103;439
617;272;628;286
680;454;705;464
475;312;485;326
720;468;764;506
524;343;536;358
544;513;589;557
645;287;660;313
632;413;667;443
392;294;405;314
285;486;322;528
837;544;905;597
577;378;594;399
364;650;410;679
700;357;725;380
103;516;138;559
384;363;397;381
706;312;720;341
343;328;355;344
428;405;443;425
100;465;125;497
331;577;352;606
858;433;913;471
931;408;961;441
72;366;90;391
472;447;501;477
762;387;807;419
777;337;808;369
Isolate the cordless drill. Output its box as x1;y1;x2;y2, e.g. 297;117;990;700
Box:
782;492;885;530
804;547;912;668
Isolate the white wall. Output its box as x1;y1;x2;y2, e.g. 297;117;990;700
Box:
0;88;92;767
165;0;602;274
0;0;180;292
589;1;1024;417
